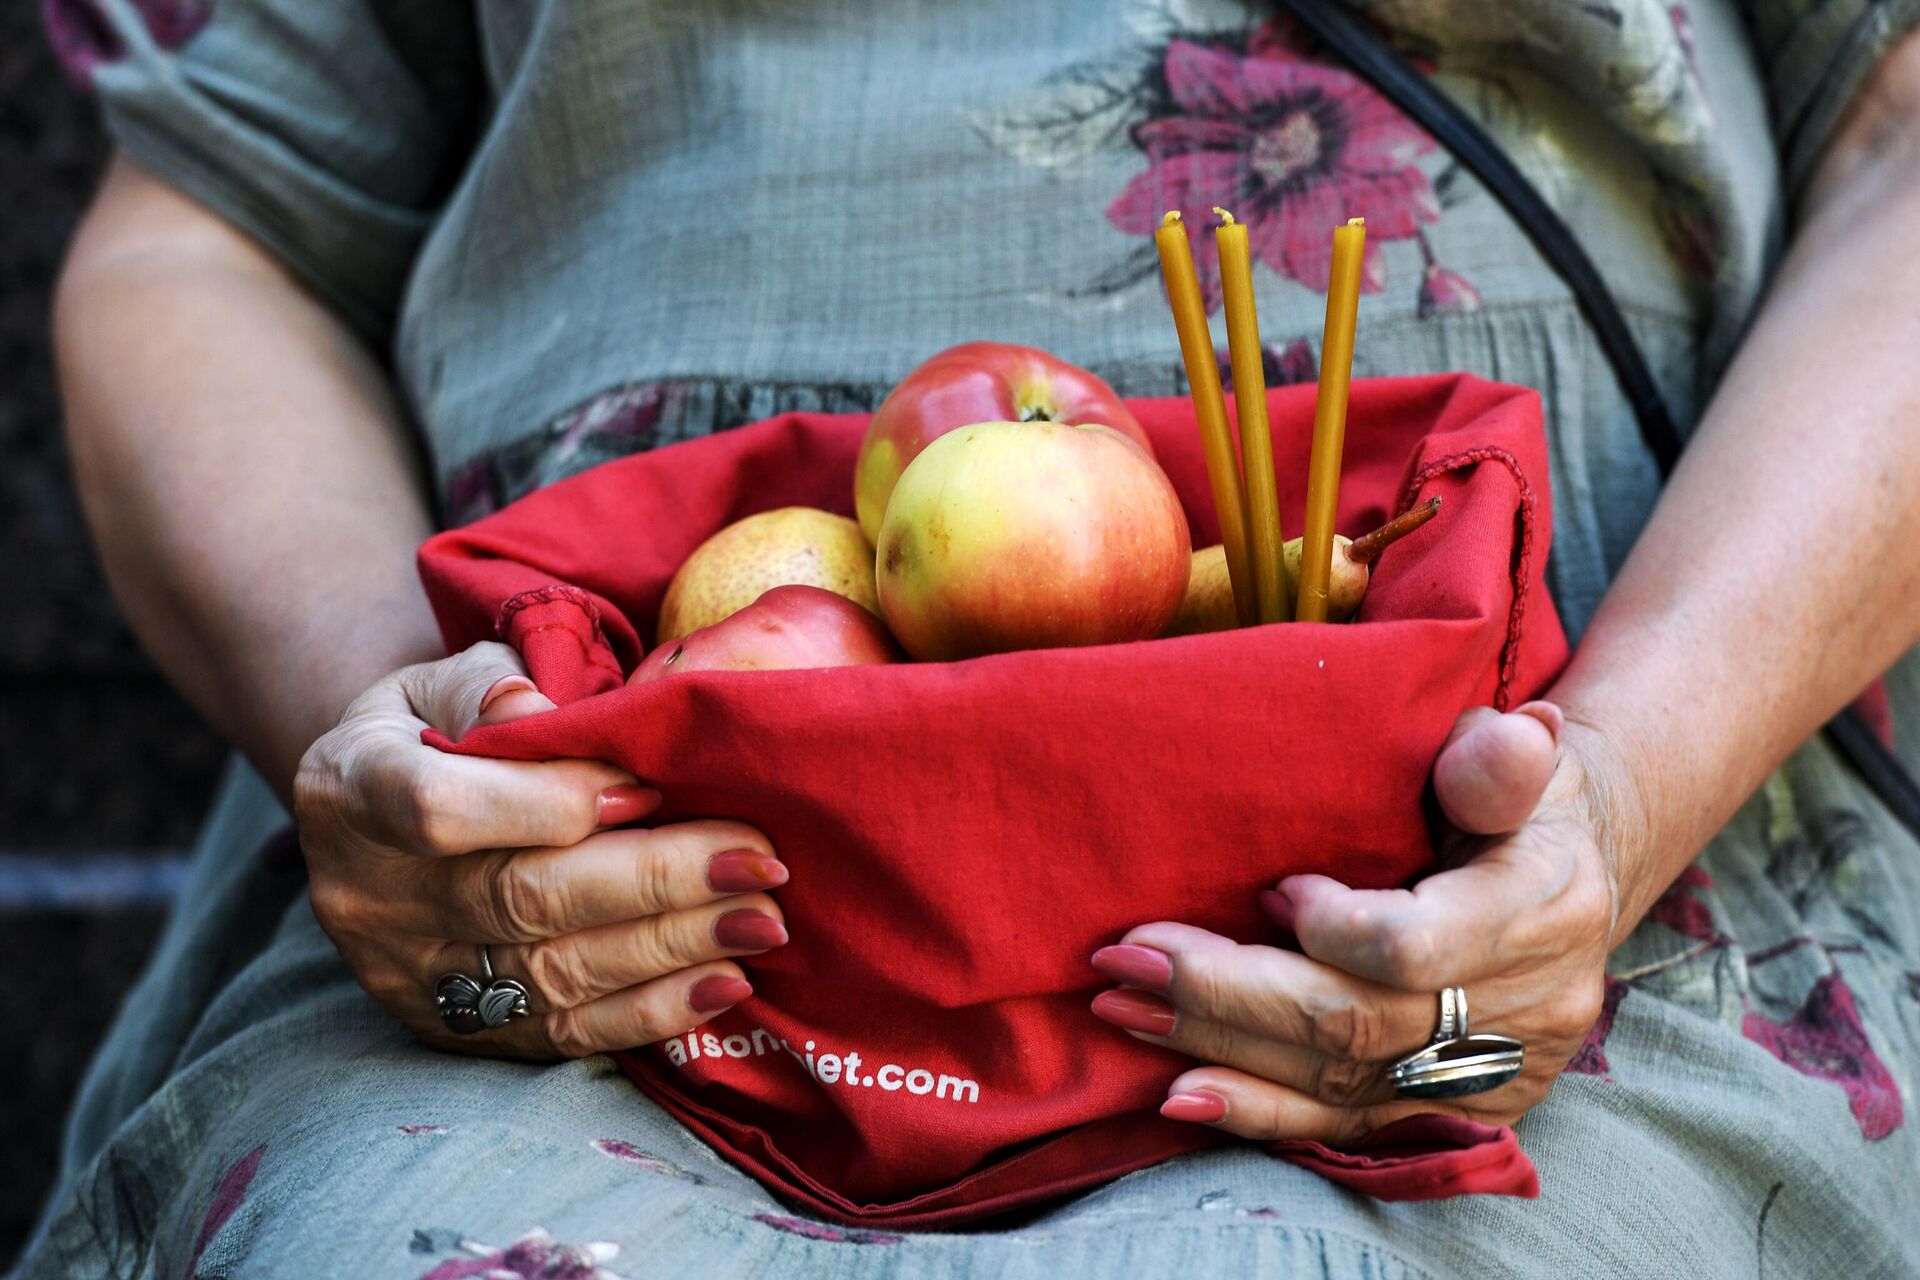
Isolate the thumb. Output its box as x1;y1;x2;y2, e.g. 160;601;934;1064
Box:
1431;700;1563;835
408;641;558;741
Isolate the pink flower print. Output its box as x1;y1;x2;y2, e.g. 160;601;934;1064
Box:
187;1145;264;1279
1648;864;1724;945
751;1215;904;1245
591;1138;707;1183
1743;973;1903;1141
414;1228;628;1280
1415;230;1480;317
1851;678;1894;749
1108;36;1437;308
1216;337;1318;389
1564;976;1630;1077
43;0;213;88
550;382;674;466
445;453;503;528
1417;263;1480;317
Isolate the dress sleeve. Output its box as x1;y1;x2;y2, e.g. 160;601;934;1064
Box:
1741;0;1920;204
47;0;484;342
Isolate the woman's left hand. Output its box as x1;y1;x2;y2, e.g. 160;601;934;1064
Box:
1088;701;1647;1137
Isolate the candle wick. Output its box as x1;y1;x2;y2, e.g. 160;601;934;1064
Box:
1347;216;1366;227
1161;210;1182;226
1213;206;1236;226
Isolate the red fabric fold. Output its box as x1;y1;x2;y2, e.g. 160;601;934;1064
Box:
418;374;1564;1226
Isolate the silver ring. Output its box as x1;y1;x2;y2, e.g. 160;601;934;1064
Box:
434;944;532;1036
1389;986;1524;1100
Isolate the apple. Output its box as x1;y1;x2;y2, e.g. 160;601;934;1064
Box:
657;506;877;644
875;421;1191;661
853;342;1153;543
1163;544;1237;637
629;585;901;685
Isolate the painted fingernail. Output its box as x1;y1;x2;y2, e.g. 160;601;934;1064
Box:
715;909;789;951
479;675;537;714
708;849;789;894
597;785;660;827
1160;1090;1228;1124
1090;944;1172;992
1090;988;1177;1037
1257;888;1296;933
689;974;753;1014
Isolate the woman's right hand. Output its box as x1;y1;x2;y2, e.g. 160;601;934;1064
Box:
293;641;789;1060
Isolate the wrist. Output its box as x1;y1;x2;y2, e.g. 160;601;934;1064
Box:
1553;706;1663;948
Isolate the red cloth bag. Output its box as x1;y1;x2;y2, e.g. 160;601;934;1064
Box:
420;373;1567;1226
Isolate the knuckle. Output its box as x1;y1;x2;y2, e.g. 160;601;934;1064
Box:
521;938;589;1009
490;856;562;940
305;877;361;938
1306;991;1389;1062
542;1007;598;1060
405;770;470;856
1550;975;1609;1038
1309;1055;1376;1106
1372;926;1437;989
644;912;712;974
626;837;683;916
1174;950;1230;1020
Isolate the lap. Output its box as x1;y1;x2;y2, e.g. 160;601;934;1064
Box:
19;683;1920;1278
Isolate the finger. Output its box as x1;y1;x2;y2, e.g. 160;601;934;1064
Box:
1276;833;1588;989
1432;702;1561;835
400;641;548;741
540;961;758;1058
1156;1065;1498;1142
475;678;558;729
1088;987;1400;1107
419;820;781;942
1098;924;1435;1060
458;892;789;1011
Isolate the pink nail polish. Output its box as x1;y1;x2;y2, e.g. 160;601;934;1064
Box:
597;785;660;827
1090;988;1177;1037
714;909;789;951
708;849;789;894
1160;1090;1228;1124
689;974;753;1014
479;675;537;715
1090;944;1172;991
1257;888;1296;933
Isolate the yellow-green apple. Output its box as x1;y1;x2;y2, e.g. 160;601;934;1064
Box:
875;421;1191;661
657;507;876;644
1163;544;1237;637
630;585;901;684
853;342;1152;543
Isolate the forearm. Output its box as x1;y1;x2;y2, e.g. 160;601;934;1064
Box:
56;157;444;800
1552;49;1920;936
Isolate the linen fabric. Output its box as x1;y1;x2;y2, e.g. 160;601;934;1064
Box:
21;0;1920;1275
417;378;1566;1221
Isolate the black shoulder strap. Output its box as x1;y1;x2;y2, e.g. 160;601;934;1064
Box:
1282;0;1920;840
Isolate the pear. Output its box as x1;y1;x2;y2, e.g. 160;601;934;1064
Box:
1163;544;1238;637
1167;498;1442;634
658;507;878;644
1285;497;1442;623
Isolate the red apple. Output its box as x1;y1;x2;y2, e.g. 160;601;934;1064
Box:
875;421;1191;661
853;342;1152;543
627;585;901;685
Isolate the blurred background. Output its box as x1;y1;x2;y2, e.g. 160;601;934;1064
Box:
1;7;227;1265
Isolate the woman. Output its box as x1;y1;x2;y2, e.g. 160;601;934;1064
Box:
21;0;1920;1275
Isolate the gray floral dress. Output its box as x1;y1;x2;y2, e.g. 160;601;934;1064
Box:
20;1;1920;1276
